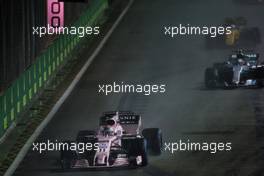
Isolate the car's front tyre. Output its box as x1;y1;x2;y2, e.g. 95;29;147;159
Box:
142;128;162;155
122;137;148;166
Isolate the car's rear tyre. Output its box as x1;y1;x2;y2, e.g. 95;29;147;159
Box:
76;130;97;166
61;158;71;170
256;79;264;88
205;68;217;89
60;141;76;170
254;66;264;88
142;128;162;155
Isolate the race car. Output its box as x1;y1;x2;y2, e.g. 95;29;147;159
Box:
60;111;162;170
204;50;264;89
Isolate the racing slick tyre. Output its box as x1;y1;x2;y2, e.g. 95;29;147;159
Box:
122;137;148;166
60;141;77;170
256;79;264;88
205;68;217;89
142;128;162;155
76;130;98;166
254;67;264;88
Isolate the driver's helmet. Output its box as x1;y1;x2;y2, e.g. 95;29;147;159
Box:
237;49;244;58
102;117;117;136
238;58;246;65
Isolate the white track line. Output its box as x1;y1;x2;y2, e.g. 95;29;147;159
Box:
4;1;134;175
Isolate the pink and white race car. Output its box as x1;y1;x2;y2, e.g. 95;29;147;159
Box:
60;111;162;170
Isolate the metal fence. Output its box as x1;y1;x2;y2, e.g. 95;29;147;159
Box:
0;0;108;138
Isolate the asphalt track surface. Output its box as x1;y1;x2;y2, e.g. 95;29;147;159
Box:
13;0;264;176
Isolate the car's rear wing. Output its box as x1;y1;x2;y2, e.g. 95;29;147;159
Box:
119;115;140;124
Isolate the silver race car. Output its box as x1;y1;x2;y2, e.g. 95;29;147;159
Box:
205;50;264;89
60;111;162;170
